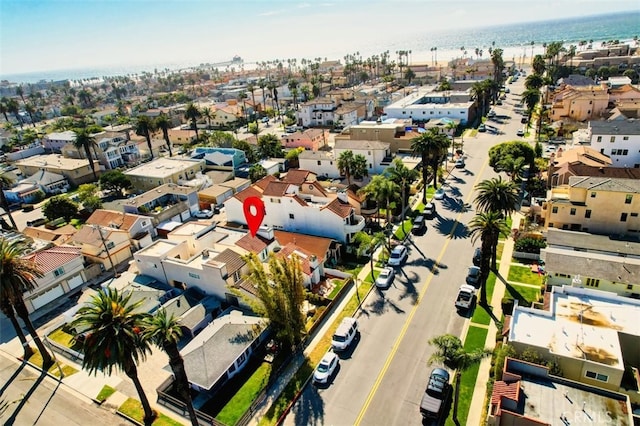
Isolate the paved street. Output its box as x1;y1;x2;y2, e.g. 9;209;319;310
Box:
282;75;531;426
0;351;127;426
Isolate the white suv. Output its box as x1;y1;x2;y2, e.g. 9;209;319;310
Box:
331;317;358;351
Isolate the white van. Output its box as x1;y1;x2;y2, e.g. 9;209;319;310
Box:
331;317;358;351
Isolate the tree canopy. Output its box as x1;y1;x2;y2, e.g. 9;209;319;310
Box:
488;141;535;171
100;170;132;196
42;195;78;222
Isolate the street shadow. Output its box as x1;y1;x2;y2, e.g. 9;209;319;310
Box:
461;169;475;177
404;237;427;259
446;175;466;185
434;218;469;239
441;197;468;213
397;269;418;305
369;288;407;315
476;301;501;325
291;380;325;426
447;186;463;198
0;360;27;397
3;369;48;425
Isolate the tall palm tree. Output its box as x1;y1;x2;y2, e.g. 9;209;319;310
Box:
387;159;419;230
521;88;541;125
0;173;18;230
155;113;173;157
469;211;509;301
71;287;156;425
0;97;10;122
135;115;155;160
497;157;526;182
354;231;387;281
200;107;213;130
184;103;201;141
359;175;400;245
337;150;355;185
445;121;459;157
428;334;491;425
144;309;198;426
1;296;33;360
474;177;520;218
73;128;98;180
411;128;451;203
0;238;53;368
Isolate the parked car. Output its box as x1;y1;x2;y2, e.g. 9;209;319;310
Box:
520;117;528;124
388;245;408;266
466;266;481;286
455;284;477;310
478;124;487;132
487;110;496;118
420;368;451;419
516;128;525;137
455;159;465;169
434;188;445;200
411;215;426;235
505;88;510;93
376;267;395;288
331;317;358;351
424;202;436;219
313;351;339;385
194;210;214;219
473;247;482;266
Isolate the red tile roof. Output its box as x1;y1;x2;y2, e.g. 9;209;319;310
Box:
262;182;291;197
253;175;278;191
283;169;312;185
233;186;263;203
23;245;82;274
277;243;313;275
274;230;332;262
490;380;520;406
286;194;308;206
323;197;352;218
86;209;141;231
236;233;269;253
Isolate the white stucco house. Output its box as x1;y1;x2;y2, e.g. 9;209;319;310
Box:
333;139;391;176
588;119;640;168
383;86;474;124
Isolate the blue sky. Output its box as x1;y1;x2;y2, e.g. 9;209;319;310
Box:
1;0;638;76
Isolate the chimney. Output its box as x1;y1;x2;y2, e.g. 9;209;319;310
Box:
257;225;274;240
337;190;349;203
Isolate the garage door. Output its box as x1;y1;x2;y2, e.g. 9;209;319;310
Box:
30;285;65;311
67;274;84;290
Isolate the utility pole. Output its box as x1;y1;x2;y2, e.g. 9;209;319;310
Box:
92;225;118;278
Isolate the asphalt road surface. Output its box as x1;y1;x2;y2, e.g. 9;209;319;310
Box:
283;76;530;426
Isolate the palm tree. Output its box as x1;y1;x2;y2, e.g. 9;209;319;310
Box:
386;159;419;230
521;88;541;126
411;128;451;203
445;121;459;157
354;231;387;281
200;107;213;130
0;173;18;229
359;175;400;244
428;334;491;425
71;287;156;425
155;113;173;157
73;128;98;180
469;211;509;300
144;309;198;426
135;115;155;160
0;238;54;368
474;177;520;218
184;103;201;140
337;150;355;185
1;297;33;360
0;97;10;122
497;157;526;182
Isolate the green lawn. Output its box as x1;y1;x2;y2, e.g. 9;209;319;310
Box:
95;385;116;402
507;265;543;286
327;278;346;299
393;220;412;240
445;326;489;426
498;217;514;240
118;398;183;426
29;349;77;378
504;283;540;307
48;326;83;351
217;362;272;425
470;272;497;325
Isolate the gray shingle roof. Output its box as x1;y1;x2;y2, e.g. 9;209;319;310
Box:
569;176;640;193
590;119;640;135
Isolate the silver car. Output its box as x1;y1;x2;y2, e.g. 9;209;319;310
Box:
376;267;395;288
313;351;339;384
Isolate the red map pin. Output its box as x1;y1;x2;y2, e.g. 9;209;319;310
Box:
243;196;266;237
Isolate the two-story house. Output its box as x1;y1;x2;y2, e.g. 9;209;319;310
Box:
61;131;140;170
543;176;640;236
224;173;365;243
588;119;640;168
191;147;247;172
124;157;205;191
334;118;423;154
549;85;609;122
281;129;328;151
86;209;156;249
297;98;338;127
43;131;76;153
15;154;101;186
2;170;69;205
333;139;391;176
383;87;474;124
123;183;199;226
22;245;87;314
71;225;132;271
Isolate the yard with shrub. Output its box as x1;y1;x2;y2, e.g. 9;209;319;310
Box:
507;265;544;286
118;398;183;426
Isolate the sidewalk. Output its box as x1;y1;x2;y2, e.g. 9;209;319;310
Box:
465;212;523;426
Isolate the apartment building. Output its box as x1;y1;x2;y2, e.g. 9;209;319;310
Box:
124;157;205;191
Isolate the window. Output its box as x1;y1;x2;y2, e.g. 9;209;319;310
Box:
552;206;558;214
627;284;633;290
585;210;591;218
317;160;321;165
289;213;295;219
53;267;65;277
626;195;633;204
632;213;638;217
586;278;600;287
623;136;629;141
585;371;608;382
621;213;628;222
106;241;115;249
188;272;200;279
597;136;602;142
590;192;596;198
610;136;615;143
570;208;576;216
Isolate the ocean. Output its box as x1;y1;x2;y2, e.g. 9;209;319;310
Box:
3;11;639;85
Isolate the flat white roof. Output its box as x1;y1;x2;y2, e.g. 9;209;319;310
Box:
510;286;640;369
125;157;203;178
16;154;98;171
136;239;180;257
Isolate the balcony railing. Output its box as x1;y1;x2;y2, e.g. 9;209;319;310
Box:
344;215;365;234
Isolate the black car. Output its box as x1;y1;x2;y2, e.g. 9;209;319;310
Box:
473;247;482;266
424;202;436;219
412;215;427;235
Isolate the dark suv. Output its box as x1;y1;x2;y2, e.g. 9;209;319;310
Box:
473;247;482;266
412;215;426;235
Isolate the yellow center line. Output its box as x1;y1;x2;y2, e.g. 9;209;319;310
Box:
354;159;489;425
